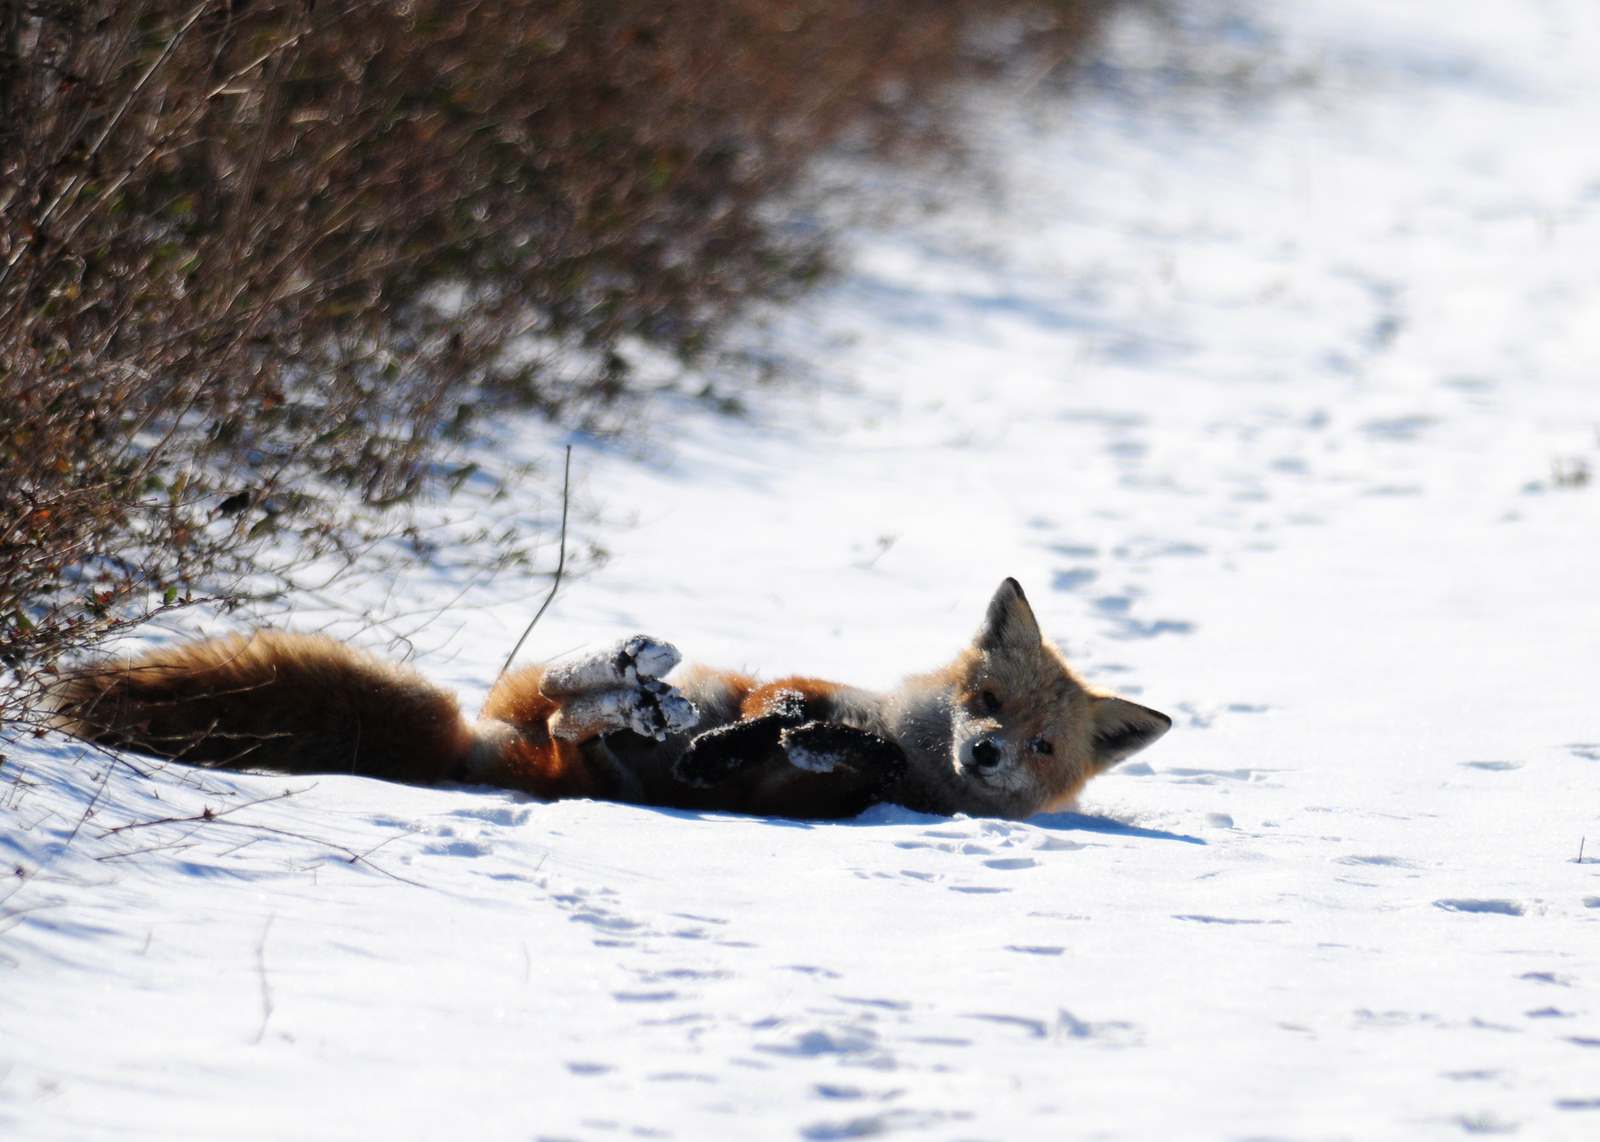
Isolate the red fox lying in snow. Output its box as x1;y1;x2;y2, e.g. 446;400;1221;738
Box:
51;579;1170;820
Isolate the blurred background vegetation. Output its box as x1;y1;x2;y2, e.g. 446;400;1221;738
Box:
0;0;1116;722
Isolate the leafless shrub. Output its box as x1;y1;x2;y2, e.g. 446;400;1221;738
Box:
0;0;1113;725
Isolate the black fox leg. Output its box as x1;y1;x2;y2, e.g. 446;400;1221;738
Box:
726;722;909;819
672;684;906;800
779;722;907;793
672;690;806;788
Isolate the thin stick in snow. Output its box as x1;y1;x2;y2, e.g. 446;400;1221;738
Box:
348;828;420;865
251;914;275;1046
93;810;428;888
96;786;311;837
498;445;572;681
64;756;113;845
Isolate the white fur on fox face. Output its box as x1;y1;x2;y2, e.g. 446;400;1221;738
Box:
948;707;984;770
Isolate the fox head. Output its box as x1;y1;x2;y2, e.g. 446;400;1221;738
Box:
911;578;1172;818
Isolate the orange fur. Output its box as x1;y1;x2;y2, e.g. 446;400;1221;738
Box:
480;664;558;727
51;632;472;784
475;666;596;798
494;736;597;800
741;678;844;719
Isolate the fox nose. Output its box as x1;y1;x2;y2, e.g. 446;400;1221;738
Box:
970;738;1002;770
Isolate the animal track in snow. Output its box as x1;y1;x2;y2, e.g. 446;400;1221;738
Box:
1036;836;1085;851
447;806;533;826
1166;767;1277;785
837;996;912;1011
1435;900;1525;916
810;1084;902;1102
641;968;731;982
965;1013;1048;1038
892;821;1086;863
420;839;492;857
756;1026;883;1060
784;965;843;979
800;1110;950;1141
551;887;649;941
1520;972;1573;987
1107;618;1195;640
963;1009;1139;1046
1361;414;1437;441
1051;568;1099;591
893;840;990;855
566;908;644;933
566;1061;613;1076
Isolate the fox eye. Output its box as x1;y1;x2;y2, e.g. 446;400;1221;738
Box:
1031;738;1054;755
981;690;1001;713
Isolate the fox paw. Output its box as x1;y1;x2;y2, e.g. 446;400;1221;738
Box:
674;715;907;792
550;679;698;742
672;692;806;787
636;679;699;738
779;722;907;788
540;635;681;698
543;635;697;742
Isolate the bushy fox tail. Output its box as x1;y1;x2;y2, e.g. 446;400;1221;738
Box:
50;631;473;784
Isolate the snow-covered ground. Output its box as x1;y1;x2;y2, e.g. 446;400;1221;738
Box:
5;0;1600;1137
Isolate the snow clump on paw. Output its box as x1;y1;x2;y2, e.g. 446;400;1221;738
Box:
541;635;682;696
640;679;699;738
780;738;844;773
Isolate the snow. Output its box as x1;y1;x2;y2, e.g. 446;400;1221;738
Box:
5;0;1600;1137
781;741;845;775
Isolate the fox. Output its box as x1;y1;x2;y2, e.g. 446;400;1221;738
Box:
50;578;1171;820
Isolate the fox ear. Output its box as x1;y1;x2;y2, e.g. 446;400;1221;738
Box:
976;578;1042;652
1089;696;1172;770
